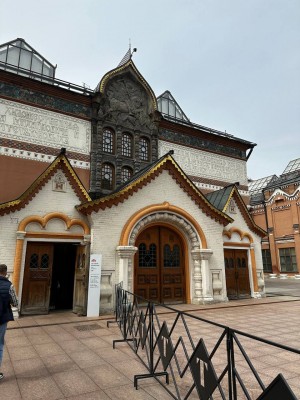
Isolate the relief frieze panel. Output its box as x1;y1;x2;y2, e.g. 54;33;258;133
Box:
159;129;246;159
0;98;91;154
98;76;155;131
159;141;248;185
0;82;91;118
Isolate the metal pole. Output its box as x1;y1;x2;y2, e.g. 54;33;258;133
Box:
226;327;233;400
149;301;154;374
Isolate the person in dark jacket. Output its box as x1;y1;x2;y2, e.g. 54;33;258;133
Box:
0;264;18;381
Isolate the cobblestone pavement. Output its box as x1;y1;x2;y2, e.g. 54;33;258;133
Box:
1;296;299;399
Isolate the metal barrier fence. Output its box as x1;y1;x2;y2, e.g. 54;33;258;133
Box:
108;284;299;399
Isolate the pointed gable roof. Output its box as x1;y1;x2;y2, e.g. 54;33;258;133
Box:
0;38;56;78
95;58;157;111
0;149;91;215
157;90;190;122
77;151;232;226
206;185;266;237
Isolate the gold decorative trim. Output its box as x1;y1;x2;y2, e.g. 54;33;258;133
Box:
18;212;90;235
78;155;232;225
119;201;208;249
12;212;89;295
222;187;235;212
98;59;157;111
223;227;253;243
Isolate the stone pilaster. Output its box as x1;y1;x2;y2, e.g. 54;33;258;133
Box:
116;246;138;291
191;249;202;303
200;249;214;302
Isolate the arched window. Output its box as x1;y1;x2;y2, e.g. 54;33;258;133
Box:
121;133;132;157
121;166;133;183
164;244;180;267
139;137;150;161
101;163;114;190
102;129;114;153
138;243;157;267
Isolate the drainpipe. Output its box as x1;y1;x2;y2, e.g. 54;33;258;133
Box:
262;188;277;274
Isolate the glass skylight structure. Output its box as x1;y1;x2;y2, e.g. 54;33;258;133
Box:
0;38;56;79
282;158;300;175
248;175;277;194
157;90;190;122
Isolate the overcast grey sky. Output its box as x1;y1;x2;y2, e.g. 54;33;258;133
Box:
1;0;299;180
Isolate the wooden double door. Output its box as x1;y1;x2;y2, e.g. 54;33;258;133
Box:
21;242;87;315
134;226;185;303
224;249;251;299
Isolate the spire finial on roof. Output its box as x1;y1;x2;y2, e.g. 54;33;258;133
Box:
117;41;137;67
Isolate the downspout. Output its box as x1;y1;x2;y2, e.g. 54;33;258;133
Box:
246;144;256;161
262;188;274;273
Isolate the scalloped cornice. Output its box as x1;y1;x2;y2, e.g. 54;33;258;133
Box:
77;155;232;226
266;186;300;205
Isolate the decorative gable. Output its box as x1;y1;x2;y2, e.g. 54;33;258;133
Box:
0;150;91;215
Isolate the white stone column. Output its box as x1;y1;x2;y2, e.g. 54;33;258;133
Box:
200;249;214;302
116;246;138;291
191;249;202;303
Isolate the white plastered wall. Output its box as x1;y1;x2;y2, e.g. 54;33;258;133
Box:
89;170;227;312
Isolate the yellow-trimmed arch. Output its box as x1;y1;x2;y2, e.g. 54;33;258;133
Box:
13;212;90;293
223;227;253;243
119;202;207;248
18;212;90;235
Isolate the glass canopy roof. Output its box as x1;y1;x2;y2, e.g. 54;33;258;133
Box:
282;158;300;175
248;175;277;194
0;38;56;79
157;90;190;122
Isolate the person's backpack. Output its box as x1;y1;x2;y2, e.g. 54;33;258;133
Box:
0;294;4;324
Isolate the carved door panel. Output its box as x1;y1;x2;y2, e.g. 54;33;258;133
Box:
224;249;251;299
160;227;184;303
134;227;160;302
135;226;185;303
235;250;251;297
21;243;54;314
73;245;87;315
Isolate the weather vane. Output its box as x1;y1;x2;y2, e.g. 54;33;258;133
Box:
129;38;137;59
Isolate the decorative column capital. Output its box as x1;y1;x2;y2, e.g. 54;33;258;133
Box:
116;246;138;259
191;249;201;261
82;234;91;244
16;231;26;240
200;249;213;261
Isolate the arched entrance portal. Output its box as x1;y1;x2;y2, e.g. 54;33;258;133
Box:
134;225;186;303
14;212;91;315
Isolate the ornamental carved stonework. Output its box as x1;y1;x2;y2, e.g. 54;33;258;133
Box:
98;75;154;131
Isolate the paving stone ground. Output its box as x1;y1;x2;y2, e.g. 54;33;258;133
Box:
1;295;299;399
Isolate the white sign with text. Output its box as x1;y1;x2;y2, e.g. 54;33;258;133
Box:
87;254;102;317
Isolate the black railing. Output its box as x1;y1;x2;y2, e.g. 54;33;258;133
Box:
108;285;299;399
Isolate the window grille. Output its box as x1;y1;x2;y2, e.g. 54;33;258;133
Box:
138;243;157;267
122;133;132;157
121;167;133;183
103;129;114;153
164;244;180;267
139;137;149;161
101;163;114;190
279;248;298;272
262;249;272;272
